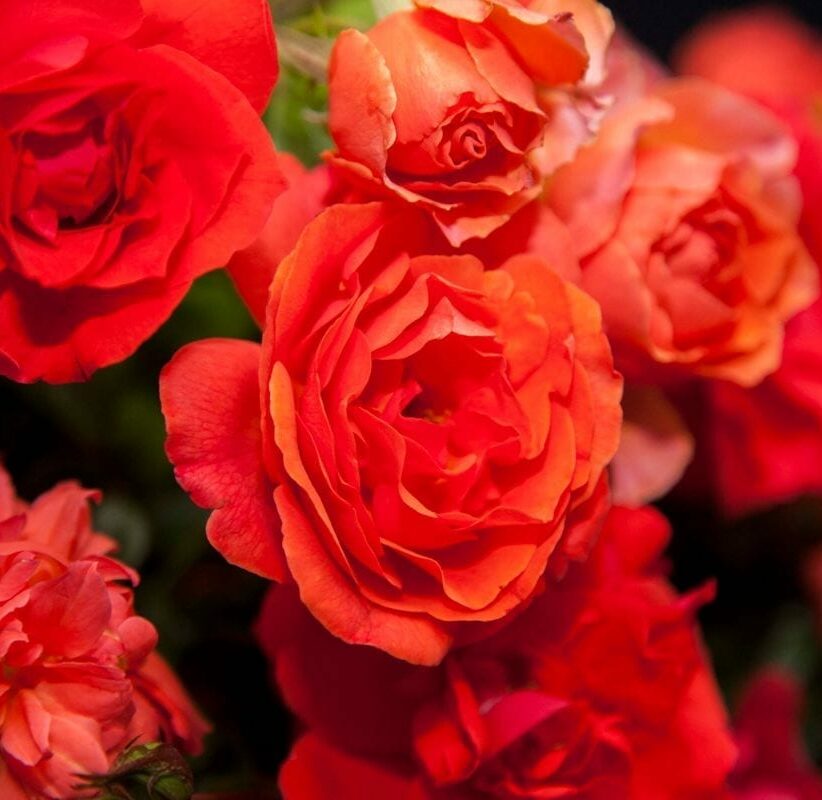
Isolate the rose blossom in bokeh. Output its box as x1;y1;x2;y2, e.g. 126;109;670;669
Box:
676;9;822;514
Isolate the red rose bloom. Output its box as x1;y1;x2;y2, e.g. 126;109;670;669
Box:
0;466;208;799
327;0;614;246
161;202;622;664
675;10;822;514
548;78;818;387
269;506;735;799
0;0;282;383
729;670;822;800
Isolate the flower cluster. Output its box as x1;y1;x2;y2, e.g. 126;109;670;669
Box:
160;0;821;796
1;0;821;797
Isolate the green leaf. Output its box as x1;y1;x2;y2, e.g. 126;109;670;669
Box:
265;66;331;165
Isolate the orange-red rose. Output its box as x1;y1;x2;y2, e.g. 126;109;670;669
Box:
0;0;282;383
549;78;818;387
0;466;208;799
327;0;613;246
270;506;735;799
161;202;621;665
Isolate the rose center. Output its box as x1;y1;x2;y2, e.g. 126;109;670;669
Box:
449;123;488;166
657;201;743;286
397;334;512;442
14;113;119;242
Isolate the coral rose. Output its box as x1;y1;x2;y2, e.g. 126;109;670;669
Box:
0;466;208;799
675;11;822;280
327;0;613;246
674;11;822;514
270;506;735;799
0;0;283;383
161;202;622;665
549;78;818;386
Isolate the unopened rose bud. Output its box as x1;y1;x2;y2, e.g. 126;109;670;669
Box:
79;741;194;800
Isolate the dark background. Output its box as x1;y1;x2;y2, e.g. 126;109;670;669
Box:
612;0;822;58
1;0;820;794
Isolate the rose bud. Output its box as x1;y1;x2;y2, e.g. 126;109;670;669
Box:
79;742;194;800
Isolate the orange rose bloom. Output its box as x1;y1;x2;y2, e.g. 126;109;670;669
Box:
161;203;622;665
327;0;613;246
549;78;818;386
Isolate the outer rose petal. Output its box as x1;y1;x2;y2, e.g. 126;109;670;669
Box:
328;29;397;176
23;481;112;560
228;154;336;326
280;734;427;800
707;298;822;516
0;0;142;85
610;385;694;507
25;563;112;658
257;586;440;756
135;0;278;112
160;339;285;580
548;96;673;258
634;668;737;800
276;484;452;666
144;45;285;279
649;79;799;179
546;0;614;85
0;466;25;520
0;269;195;384
0;768;28;800
131;653;210;755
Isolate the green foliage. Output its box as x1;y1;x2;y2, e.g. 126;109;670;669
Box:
265;66;331;165
81;742;194;800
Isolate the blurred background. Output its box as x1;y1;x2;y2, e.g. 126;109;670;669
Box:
1;0;820;793
612;0;821;59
